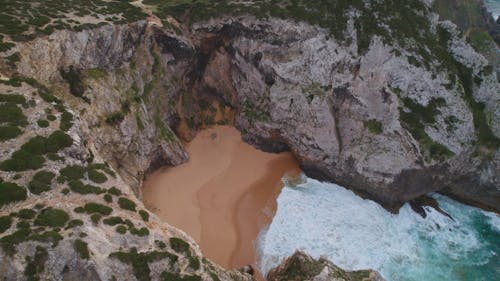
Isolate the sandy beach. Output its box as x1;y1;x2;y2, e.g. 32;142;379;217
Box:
143;126;299;277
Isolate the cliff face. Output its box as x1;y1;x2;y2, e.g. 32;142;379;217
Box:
0;0;499;280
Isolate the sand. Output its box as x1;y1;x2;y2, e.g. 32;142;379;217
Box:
143;126;300;278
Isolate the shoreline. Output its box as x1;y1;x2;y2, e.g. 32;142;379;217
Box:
143;126;300;278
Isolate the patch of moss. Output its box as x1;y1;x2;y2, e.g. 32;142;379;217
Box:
0;93;26;104
363;119;383;134
29;230;63;248
28;170;55;195
130;227;149;237
88;169;107;184
103;216;124;226
68;180;105;195
74;239;90;259
60;111;73;131
34;209;69;228
24;246;48;280
115;225;127;234
399;97;454;161
110;248;178;281
0;182;27;207
0;125;22;141
0;215;12;233
90;214;102;225
139;210;149;222
161;272;201;281
0;102;27;127
60;165;86;181
66;219;84;229
118;197;136;212
103;194;113;203
37;119;49;128
82;203;112;215
107;186;122;196
17;209;37;219
0;228;31;255
169;237;190;255
188;256;200;270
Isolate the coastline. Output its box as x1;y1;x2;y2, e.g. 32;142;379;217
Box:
143;126;299;278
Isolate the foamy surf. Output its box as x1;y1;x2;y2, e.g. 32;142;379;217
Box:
257;176;500;281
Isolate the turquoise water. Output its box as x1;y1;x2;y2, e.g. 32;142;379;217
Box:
485;0;500;19
257;176;500;281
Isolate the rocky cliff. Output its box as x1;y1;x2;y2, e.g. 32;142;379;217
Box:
267;251;384;281
0;0;499;280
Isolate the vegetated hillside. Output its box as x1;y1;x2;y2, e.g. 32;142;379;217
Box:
0;0;498;280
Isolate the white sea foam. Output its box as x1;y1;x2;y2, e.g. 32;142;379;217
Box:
257;177;500;281
485;0;500;20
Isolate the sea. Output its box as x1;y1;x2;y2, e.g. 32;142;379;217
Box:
257;176;500;281
485;0;500;20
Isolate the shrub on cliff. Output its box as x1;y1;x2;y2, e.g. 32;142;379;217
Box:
0;182;27;207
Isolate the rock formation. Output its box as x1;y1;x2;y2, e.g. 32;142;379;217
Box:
0;0;498;280
267;251;384;281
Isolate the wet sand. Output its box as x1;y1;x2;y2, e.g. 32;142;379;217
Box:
143;126;300;278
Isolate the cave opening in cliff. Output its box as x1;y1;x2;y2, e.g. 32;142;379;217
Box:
142;125;300;279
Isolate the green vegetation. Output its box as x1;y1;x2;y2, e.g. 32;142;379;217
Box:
169;237;190;254
0;125;22;141
0;131;72;172
116;225;127;234
59;165;85;181
0;93;26;104
110;248;178;281
0;103;27;127
130;227;149;237
363;119;383;134
399;97;454;161
90;214;101;224
88;169;107;184
60;111;73;131
0;182;27;207
107;187;122;196
68;180;105;194
0;228;31;255
28;170;55;195
467;29;495;54
37;119;50;128
66;219;84;229
103;194;113;203
105;111;125;125
103;216;124;226
24;246;48;280
0;215;12;233
34;209;69;228
85;68;107;80
0;0;147;43
17;209;36;219
30;230;63;247
139;210;149;222
189;256;200;270
74;239;90;259
81;202;113;215
118;197;136;212
161;272;201;281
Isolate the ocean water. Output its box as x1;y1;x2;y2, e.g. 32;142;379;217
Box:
485;0;500;20
257;176;500;281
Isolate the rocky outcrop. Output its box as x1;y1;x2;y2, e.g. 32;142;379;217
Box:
10;4;499;213
0;1;499;280
267;251;384;281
